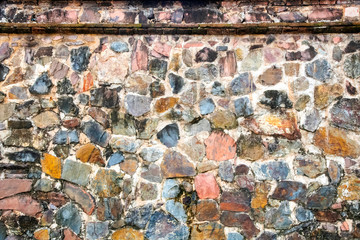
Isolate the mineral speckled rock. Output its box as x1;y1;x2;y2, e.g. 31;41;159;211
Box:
199;98;215;115
265;201;292;230
125;204;153;229
195;47;218;63
234;97;254;117
296;206;314;222
0;42;12;62
6;149;40;162
204;131;236;161
252;161;290;181
191;222;225;240
162;179;181;199
258;66;282;85
219;160;234;182
211;81;225;96
330;98;360;131
169;73;185;94
86;222;109;240
0;64;9;82
55;203;81;234
161;150;196;178
29;72;53;95
229;73;256;96
61;160;92;186
149;59;168;79
56;78;75;95
300;108;321;132
70;46;91;73
220;212;259;238
82;121;110;147
157;123;180;148
271;181;307;201
260;90;293;109
294;154;325;178
110;41;129;53
307;185;337;209
305;59;332;82
344;53;360;79
166;200;187;222
125;94;152;117
63;183;95;215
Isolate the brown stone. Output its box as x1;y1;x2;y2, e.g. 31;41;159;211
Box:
150;81;165;98
112;228;144;240
169;53;181;72
204;131;236;161
294;95;310;111
196;200;220;221
63;183;95;215
338;176;360;201
251;182;270;209
64;228;81;240
154;97;179;113
314;83;343;109
97;198;122;221
92;169;122;198
195;173;220;199
220;191;251;212
314;126;360;158
120;159;138;175
0;179;33;199
235;175;255;192
0;195;41;216
284;63;300;76
41;153;61;179
76;143;105;166
219;51;237;77
126;74;151;95
315;210;340;222
196;161;218;173
63;118;81;129
179;136;205;162
236;134;265;161
36;192;68;207
258;66;283;85
220;211;259;239
209;110;238;129
32;111;60;129
88;107;109;128
190;222;225;240
161;150;196;178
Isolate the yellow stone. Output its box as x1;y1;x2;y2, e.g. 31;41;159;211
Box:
112;228;144;240
76;143;96;162
251;182;270;209
41;153;61;179
154;97;179;113
235;48;243;60
34;229;50;240
338;176;360;201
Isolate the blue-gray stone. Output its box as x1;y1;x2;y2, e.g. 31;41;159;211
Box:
78;94;89;105
216;46;228;51
166;200;187;222
110;41;129;53
301;108;321;132
145;210;189;240
57;78;76;95
162;179;181;199
230;73;256;96
29;72;53;95
140;147;164;162
86;222;109;240
253;161;290;181
256;232;277;240
6;149;40;162
295;207;314;222
0;221;7;240
199;64;217;82
107;151;124;167
61;160;92;186
306;185;337;210
305;59;331;82
125;204;154;229
58;96;79;115
149;59;168;79
0;64;9;82
199;98;215;115
157;123;180;148
272;181;307;201
169;73;185;94
228;232;244;240
9;86;28;99
219;160;234;182
82;121;110;147
34;178;52;192
211;81;225;97
71;46;91;73
55;203;81;234
265;201;292;230
234;97;254;117
68;130;79;143
53;130;68;144
125;94;152;117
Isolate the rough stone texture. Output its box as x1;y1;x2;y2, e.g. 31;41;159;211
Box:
204;131;236;161
195;173;220;199
161;150;196;178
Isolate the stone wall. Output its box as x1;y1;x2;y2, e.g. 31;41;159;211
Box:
2;17;360;240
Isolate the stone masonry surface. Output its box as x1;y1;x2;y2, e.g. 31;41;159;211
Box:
3;30;360;240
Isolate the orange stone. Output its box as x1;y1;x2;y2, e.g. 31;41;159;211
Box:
112;228;144;240
76;143;104;166
120;160;138;175
195;173;220;199
41;153;61;179
83;72;94;92
314;127;360;158
34;229;49;240
338;176;360;201
204;131;236;161
251;182;270;209
154;97;179;113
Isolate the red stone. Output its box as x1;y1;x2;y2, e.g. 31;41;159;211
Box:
219;51;237;77
195;173;220;199
152;42;172;57
35;192;68;207
83;72;94;92
184;42;204;48
308;8;343;21
64;228;81;240
220;191;251;212
220;211;259;239
0;195;42;216
0;179;32;199
131;40;148;72
204;131;236;161
63;183;95;215
63;118;81;129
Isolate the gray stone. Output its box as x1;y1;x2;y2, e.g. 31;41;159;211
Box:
230;73;256;96
234;97;253;117
140;182;158;201
228;232;244;240
137;118;159;139
169;73;185;94
110;41;129;53
162;179;181;199
140;147;164;162
110;136;142;153
344;53;360;79
107;151;124;167
305;59;331;82
333;46;342;62
141;164;162;183
241;49;262;71
125;204;154;229
252;161;290;181
157;123;180;148
82;121;110;147
149;59;168;79
295;207;314;222
34;179;52;192
0;64;9;82
300;109;321;132
61;160;92;186
166;200;187;222
211;81;225;96
199;98;215;115
58;96;78;115
29;72;53;95
71;46;91;73
125;94;152;117
178;136;205;162
0;103;15;122
86;222;109;240
6;149;40;163
0;221;6;240
260;90;293;109
330;98;360;131
111;112;136;136
55;203;81;234
185;118;211;135
90;87;119;109
265;201;292;230
56;78;75;95
219;160;234;182
195;47;218;63
0;42;12;62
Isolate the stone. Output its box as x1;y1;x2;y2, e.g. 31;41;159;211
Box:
152;42;172;57
145;210;189;240
82;121;110;147
166;200;187;222
125;94;152;117
345;41;360;53
92;169;122;197
242;111;301;140
53;130;79;144
236;134;265;161
86;222;109;240
229;73;256;96
140;147;164;162
157;123;180;148
120;159;138;175
8;86;28;99
29;72;53;95
220;212;259;238
88;107;109;128
0;103;15;122
241;49;262;71
284;63;300;76
78;94;89;105
185;118;211;135
305;59;331;82
346;81;357;95
111;112;136;136
110;136;141;153
195;173;220;199
294;154;326;178
235;165;250;175
211;81;225;96
314;84;343;109
131;40;148;72
219;51;237;77
0;195;41;216
328;160;341;184
200;98;215;115
50;60;69;80
162;179;180;199
137;118;159;139
90;87;119;109
265;201;292;230
63;183;95;215
56;203;81;234
196;200;220;221
110;41;129;53
55;45;70;59
338;176;360;200
286;46;317;61
107;151;125;167
315;210;340;222
300;109;321;132
219;160;234;182
169;73;185;94
141;163;162;183
41;153;61;179
252;161;290;181
0;42;12;62
112;228;144;240
308;8;343;21
314;126;360;158
296;207;314;222
150;81;165;98
195;47;218;62
235;175;255;192
169;53;181;72
306;185;337;209
3;129;33;147
161;150;196;178
149;59;167;79
34;229;49;240
210;110;238;129
251;182;270;209
70;46;90;72
184;8;221;23
220;190;251;212
178;137;205;162
228;232;244;240
6;149;40;162
76;143;104;166
204;131;236;161
0;179;32;199
182;49;192;67
258;66;282;85
56;78;75;95
330;98;360;131
125;204;153;229
126;74;151;95
63;228;81;240
260;90;293;109
190;222;225;240
333;46;342;62
271;181;307;201
34;179;52;192
155;97;179;113
0;91;5;103
58;96;78;115
140;182;158;200
0;64;9;82
61;160;92;186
